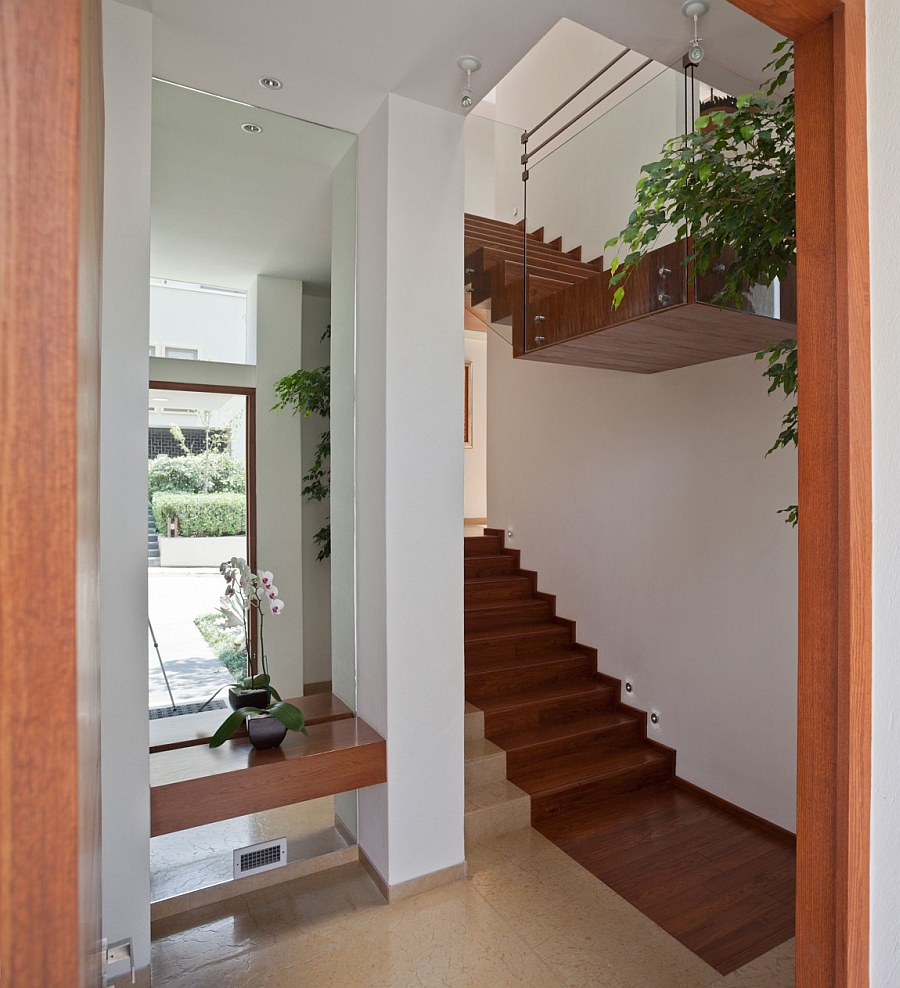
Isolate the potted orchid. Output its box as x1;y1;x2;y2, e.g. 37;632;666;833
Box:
201;557;308;750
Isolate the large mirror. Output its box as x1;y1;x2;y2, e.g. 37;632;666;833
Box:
147;78;359;912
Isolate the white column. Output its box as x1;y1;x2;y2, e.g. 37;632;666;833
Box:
354;95;466;886
99;0;152;971
252;275;305;696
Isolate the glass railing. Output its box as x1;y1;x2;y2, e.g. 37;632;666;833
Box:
516;54;795;357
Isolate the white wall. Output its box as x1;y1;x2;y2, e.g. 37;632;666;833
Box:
250;275;306;696
506;68;681;263
464;332;488;519
300;293;333;685
464;114;497;219
867;0;900;978
355;94;466;887
488;336;798;830
149;284;249;364
99;0;152;971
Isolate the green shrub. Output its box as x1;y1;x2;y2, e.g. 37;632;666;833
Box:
148;452;246;497
152;492;246;537
194;612;247;680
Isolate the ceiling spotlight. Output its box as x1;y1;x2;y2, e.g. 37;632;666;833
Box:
682;0;709;65
241;122;263;134
457;55;482;109
259;76;282;90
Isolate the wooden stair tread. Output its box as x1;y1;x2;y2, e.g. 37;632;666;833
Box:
466;647;591;678
464;620;569;645
473;678;612;713
463;573;532;586
510;745;670;797
493;710;639;752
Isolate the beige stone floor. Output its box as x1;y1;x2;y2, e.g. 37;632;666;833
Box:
151;826;794;988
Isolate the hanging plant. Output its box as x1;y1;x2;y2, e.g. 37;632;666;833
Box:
605;41;797;523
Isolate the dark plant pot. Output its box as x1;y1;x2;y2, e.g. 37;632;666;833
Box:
228;686;270;711
247;714;288;750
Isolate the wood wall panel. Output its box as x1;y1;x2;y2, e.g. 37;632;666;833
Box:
0;0;103;984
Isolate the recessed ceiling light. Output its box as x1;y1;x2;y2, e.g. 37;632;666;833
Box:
241;122;263;134
259;76;283;90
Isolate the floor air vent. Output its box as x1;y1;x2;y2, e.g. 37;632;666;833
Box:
233;837;288;880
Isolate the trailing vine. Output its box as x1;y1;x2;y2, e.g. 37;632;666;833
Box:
272;327;332;559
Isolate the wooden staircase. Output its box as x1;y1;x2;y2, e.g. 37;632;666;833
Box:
464;213;797;374
464;529;674;825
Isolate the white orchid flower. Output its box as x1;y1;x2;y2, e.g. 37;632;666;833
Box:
264;585;279;600
259;570;275;588
269;598;285;616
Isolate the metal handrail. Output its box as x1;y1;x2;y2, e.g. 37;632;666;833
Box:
520;47;632;144
522;57;654;164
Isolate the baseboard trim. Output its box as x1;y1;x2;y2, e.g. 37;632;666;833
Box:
465;517;488;526
303;680;333;696
673;776;796;845
358;849;467;904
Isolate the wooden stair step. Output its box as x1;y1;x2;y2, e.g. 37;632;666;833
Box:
465;598;552;632
479;680;616;736
512;746;674;823
464;534;504;555
496;711;644;772
466;649;595;700
464;553;518;577
464;574;535;605
464;620;572;659
466;244;600;281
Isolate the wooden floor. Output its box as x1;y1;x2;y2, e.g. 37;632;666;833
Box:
536;782;796;975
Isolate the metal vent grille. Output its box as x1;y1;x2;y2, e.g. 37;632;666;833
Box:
233;837;288;880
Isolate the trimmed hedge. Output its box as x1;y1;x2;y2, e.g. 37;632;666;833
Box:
152;492;246;537
148;452;246;497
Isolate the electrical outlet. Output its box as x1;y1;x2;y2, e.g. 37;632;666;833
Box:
105;938;135;984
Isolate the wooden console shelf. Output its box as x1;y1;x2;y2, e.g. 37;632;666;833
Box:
149;692;353;753
150;716;386;837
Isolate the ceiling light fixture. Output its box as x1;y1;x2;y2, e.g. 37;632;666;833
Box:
457;55;482;109
682;0;709;65
258;76;283;90
241;122;263;134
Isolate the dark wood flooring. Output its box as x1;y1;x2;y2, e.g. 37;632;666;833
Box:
536;782;796;975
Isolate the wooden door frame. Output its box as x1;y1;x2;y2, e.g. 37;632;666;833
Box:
148;380;258;572
730;1;871;985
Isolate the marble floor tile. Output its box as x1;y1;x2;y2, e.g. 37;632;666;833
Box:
151;827;794;988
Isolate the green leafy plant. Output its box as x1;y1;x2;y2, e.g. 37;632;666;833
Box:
272;326;331;559
200;557;308;748
148;452;246;497
151;491;246;537
605;41;797;524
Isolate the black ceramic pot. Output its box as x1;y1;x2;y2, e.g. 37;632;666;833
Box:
247;713;288;750
228;686;270;711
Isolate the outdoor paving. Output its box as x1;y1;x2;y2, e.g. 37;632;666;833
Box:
148;568;234;708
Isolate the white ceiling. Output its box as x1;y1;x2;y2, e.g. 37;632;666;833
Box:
143;0;779;293
145;0;780;135
150;79;354;292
